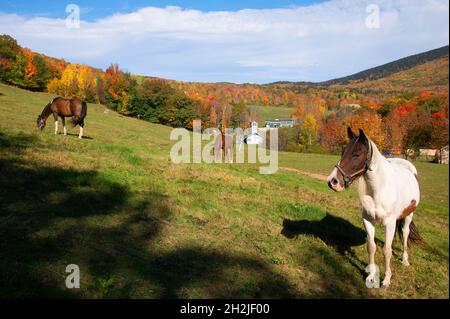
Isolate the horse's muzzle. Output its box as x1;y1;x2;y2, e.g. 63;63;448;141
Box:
327;176;344;192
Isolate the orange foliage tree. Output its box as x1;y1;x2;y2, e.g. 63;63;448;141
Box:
320;114;347;152
343;110;385;148
22;48;36;79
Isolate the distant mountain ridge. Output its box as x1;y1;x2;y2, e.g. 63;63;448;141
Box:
270;45;449;86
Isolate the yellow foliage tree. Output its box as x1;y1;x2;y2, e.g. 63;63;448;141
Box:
47;63;98;102
303;113;317;145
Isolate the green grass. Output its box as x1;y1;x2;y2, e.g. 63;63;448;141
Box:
0;83;448;298
249;104;294;124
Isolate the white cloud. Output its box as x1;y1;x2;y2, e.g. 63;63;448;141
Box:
0;0;448;83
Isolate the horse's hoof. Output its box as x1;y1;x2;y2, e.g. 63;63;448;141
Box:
365;275;380;289
381;283;390;289
402;260;410;267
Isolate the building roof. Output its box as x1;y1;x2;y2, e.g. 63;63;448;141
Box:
265;119;294;122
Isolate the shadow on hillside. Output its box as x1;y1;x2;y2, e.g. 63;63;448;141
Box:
0;131;303;298
0;131;37;149
0;132;132;297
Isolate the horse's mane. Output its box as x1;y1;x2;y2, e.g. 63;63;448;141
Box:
370;139;418;177
40;102;52;118
40;98;60;119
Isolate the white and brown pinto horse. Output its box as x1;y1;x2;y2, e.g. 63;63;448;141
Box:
37;97;87;139
327;127;421;288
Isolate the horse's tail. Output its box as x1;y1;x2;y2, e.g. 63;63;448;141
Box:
397;218;422;247
72;101;87;127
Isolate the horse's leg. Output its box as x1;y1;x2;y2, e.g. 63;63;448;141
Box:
401;214;413;266
382;218;396;288
214;138;222;163
53;113;58;135
78;121;84;139
62;117;67;136
363;216;378;287
224;145;228;163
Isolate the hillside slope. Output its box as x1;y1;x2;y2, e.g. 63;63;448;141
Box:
0;83;448;298
324;45;449;85
332;55;449;93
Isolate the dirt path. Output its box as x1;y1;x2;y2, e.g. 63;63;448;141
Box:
279;166;328;182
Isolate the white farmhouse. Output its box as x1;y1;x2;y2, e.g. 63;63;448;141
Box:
245;121;263;145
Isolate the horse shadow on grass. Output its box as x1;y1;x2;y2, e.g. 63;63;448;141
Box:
62;132;93;140
0;131;299;298
282;214;367;254
281;213;374;282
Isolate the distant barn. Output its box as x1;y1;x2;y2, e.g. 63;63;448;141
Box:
436;146;449;164
265;119;295;128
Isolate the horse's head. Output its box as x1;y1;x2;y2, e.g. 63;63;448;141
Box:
327;127;372;192
36;115;46;130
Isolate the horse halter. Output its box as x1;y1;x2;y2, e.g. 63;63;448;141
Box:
335;138;373;187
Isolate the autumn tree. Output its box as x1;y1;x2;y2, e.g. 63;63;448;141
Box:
343;110;385;149
404;118;433;158
131;78;198;129
0;35;21;82
47;64;98;102
230;100;247;128
292;99;305;122
8;50;27;87
302;113;317;146
320;114;347;153
383;111;406;154
104;64;130;113
430;115;449;150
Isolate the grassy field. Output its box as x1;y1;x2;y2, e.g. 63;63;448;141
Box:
249;105;294;124
0;83;448;298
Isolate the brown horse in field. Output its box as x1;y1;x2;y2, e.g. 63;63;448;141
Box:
37;97;87;139
214;130;233;163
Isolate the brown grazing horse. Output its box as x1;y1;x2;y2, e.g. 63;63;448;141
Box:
214;129;233;163
37;97;87;139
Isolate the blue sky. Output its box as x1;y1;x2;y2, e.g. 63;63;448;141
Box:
0;0;448;83
0;1;323;20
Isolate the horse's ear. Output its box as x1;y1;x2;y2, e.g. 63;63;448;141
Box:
347;127;355;139
359;128;368;145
